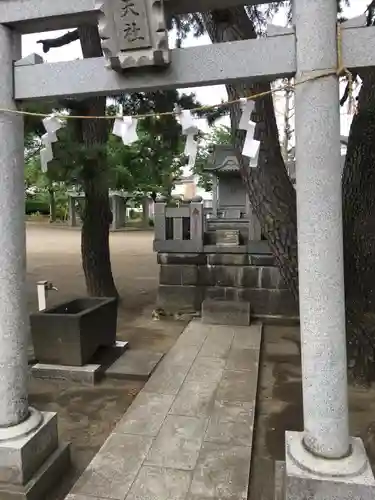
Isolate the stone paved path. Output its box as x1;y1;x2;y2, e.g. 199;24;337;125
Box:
66;319;262;500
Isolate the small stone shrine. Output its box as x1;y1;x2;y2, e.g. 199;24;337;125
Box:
153;145;298;323
204;145;264;249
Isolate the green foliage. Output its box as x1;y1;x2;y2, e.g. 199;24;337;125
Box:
22;101;60;138
193;125;232;191
23;86;232;208
24;90;204;198
25;199;50;215
113;90;204;195
25;186;69;219
106;119;184;195
25;155;43;189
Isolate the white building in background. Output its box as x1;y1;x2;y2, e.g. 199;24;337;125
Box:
172;175;211;201
172;163;212;201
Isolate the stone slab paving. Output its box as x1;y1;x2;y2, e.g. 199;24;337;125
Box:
66;320;262;500
274;461;286;500
105;350;165;381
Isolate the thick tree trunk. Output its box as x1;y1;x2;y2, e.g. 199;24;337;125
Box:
48;184;56;223
343;69;375;383
205;8;375;383
78;25;118;297
81;175;117;296
202;8;299;298
142;196;149;227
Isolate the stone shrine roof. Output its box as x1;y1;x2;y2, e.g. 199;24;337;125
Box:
204;145;240;175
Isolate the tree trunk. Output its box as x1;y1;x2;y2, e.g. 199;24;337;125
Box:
342;69;375;383
202;8;299;298
81;175;117;297
48;183;56;223
204;8;375;383
78;25;118;297
142;196;149;227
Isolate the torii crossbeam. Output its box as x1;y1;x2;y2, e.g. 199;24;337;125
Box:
12;23;375;101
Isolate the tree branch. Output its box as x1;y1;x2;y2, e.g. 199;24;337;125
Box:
340;72;359;107
37;26;102;109
37;29;79;53
78;25;103;58
367;0;375;26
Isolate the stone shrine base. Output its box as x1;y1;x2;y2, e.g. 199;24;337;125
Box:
157;250;298;322
275;431;375;500
0;410;69;500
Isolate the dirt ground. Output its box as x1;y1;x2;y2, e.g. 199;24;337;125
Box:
26;224;187;499
26;223;157;318
249;325;375;500
25;224;375;499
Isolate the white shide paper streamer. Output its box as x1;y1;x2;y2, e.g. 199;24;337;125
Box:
38;100;260;177
177;108;199;169
40;115;65;173
113;116;139;146
239;99;260;166
179;109;197;136
239;99;255;131
184;134;198;160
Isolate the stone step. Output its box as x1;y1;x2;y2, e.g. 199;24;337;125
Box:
0;444;70;500
31;341;129;385
206;221;250;244
215;229;241;247
105;350;164;381
205;286;298;318
202;298;251;326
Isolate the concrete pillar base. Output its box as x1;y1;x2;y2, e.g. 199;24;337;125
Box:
0;407;42;441
284;431;375;499
0;410;70;499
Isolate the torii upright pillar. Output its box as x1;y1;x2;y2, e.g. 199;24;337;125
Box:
284;0;375;498
0;24;69;499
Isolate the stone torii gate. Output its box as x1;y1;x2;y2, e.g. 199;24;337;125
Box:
0;0;374;498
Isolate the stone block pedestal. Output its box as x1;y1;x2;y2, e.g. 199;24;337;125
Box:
31;363;103;385
282;431;375;500
0;409;70;499
31;341;129;385
156;251;298;321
